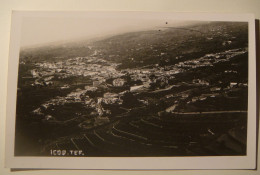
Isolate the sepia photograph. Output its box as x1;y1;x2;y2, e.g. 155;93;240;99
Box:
5;11;257;169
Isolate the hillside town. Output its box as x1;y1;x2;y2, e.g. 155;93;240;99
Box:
15;22;249;157
27;46;248;128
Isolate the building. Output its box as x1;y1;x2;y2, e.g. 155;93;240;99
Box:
113;78;126;87
130;85;144;91
102;92;122;105
31;69;39;78
84;86;97;92
93;81;101;87
230;82;238;88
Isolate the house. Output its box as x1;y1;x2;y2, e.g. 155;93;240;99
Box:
102;93;122;105
93;81;101;87
210;87;221;92
84;86;97;92
130;85;144;91
113;78;126;87
166;104;177;113
230;82;237;88
31;69;39;78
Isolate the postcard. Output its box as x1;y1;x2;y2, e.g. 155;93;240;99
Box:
5;11;257;169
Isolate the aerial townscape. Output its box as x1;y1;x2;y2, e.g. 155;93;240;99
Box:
15;21;248;156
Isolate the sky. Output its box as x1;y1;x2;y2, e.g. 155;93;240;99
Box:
20;13;198;47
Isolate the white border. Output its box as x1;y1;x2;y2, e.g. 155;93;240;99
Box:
5;11;257;170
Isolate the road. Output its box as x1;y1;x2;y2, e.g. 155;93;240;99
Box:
171;110;247;115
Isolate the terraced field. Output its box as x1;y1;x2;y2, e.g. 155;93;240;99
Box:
45;110;247;156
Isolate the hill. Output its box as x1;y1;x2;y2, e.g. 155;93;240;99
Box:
92;21;248;69
19;22;248;67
